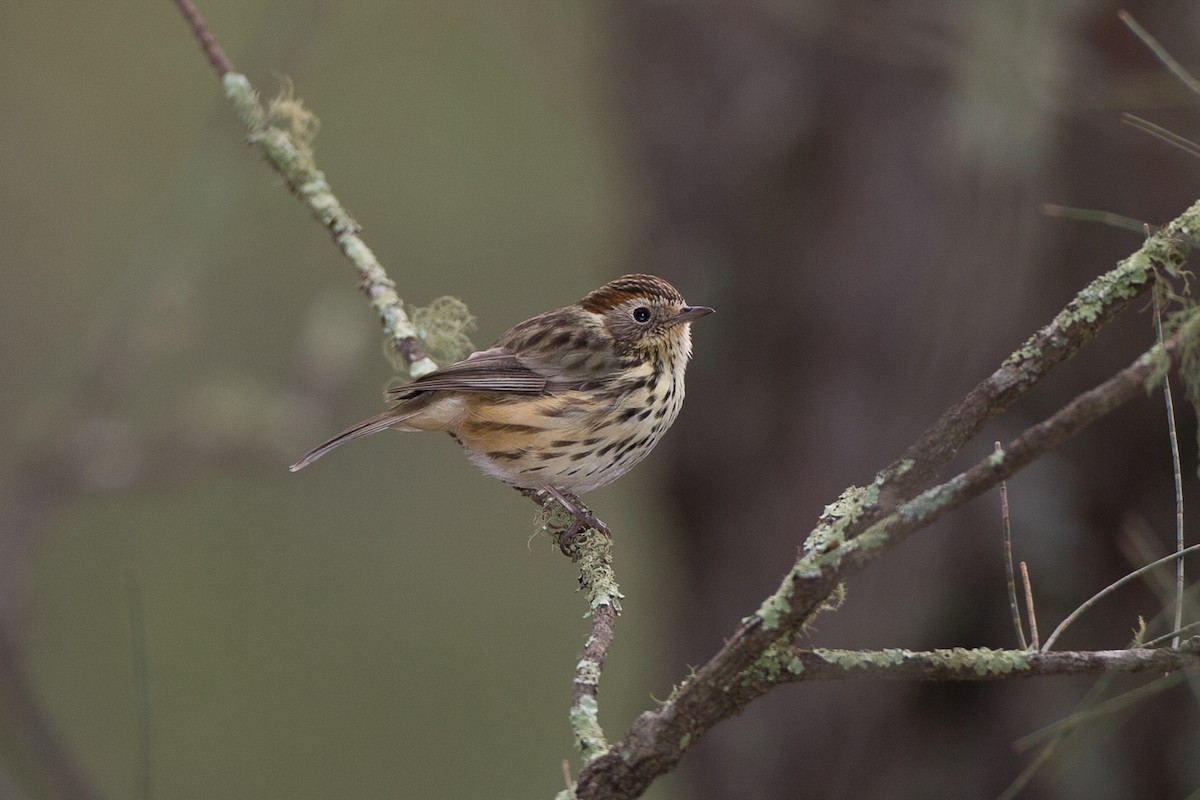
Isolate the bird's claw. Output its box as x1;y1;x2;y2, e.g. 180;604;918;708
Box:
534;485;610;556
557;509;611;556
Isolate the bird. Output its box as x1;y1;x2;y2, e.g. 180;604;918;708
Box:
290;273;713;550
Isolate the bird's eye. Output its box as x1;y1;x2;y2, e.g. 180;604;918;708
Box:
632;307;651;323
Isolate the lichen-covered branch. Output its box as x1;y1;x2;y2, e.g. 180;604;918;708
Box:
570;537;620;762
752;644;1200;687
731;642;1200;705
809;199;1199;558
575;305;1198;799
527;490;623;762
176;0;437;378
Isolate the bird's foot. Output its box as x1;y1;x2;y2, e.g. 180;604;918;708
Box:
537;485;611;556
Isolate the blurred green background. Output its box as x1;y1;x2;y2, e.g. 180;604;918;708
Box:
4;2;1200;799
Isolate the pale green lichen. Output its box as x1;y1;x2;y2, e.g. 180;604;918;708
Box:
575;657;602;687
570;695;610;762
820;480;881;526
533;496;576;537
578;544;623;615
529;500;622;613
740;638;797;685
679;732;692;751
1131;616;1147;647
813;647;1032;676
223;73;265;132
805;476;886;559
897;475;966;526
409;296;476;366
735;641;805;688
930;647;1032;675
814;648;908;670
756;576;795;630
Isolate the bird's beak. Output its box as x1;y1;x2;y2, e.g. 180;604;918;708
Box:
671;306;715;325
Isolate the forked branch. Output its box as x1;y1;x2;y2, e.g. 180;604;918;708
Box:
575;246;1198;799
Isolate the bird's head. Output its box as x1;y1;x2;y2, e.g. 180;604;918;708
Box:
579;274;714;358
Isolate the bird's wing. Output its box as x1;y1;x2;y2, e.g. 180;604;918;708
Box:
387;334;625;398
387;347;549;396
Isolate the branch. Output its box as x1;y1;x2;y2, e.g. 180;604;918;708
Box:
762;644;1200;684
174;0;437;377
175;0;233;76
568;529;623;763
576;283;1198;797
809;199;1198;556
1041;542;1200;652
1119;10;1200;98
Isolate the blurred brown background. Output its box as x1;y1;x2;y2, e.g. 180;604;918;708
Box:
2;2;1198;798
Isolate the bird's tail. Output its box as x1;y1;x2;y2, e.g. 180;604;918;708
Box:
289;409;411;472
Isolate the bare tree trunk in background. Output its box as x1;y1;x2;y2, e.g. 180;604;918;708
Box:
611;1;1200;797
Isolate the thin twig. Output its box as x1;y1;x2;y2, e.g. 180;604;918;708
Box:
1121;114;1200;160
1039;204;1152;234
1118;11;1200;97
761;637;1200;800
996;737;1059;800
1002;645;1124;799
174;0;233;76
1020;561;1039;651
1015;668;1192;749
1144;620;1200;649
1154;292;1187;648
1042;543;1200;652
1120;516;1184;614
999;633;1184;799
998;443;1027;649
561;760;576;798
1116;520;1200;652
